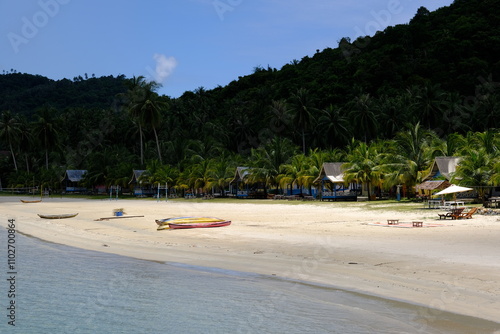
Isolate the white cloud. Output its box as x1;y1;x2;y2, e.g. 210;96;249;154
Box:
153;53;177;83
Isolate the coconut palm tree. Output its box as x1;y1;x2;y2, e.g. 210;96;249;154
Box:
452;148;493;202
489;159;500;191
188;159;215;193
290;88;315;154
17;116;34;173
0;110;21;171
342;141;384;200
268;99;291;136
125;76;165;165
141;160;176;197
316;104;350;148
278;154;318;196
208;154;237;196
394;122;437;171
33;107;60;170
347;93;378;142
407;83;446;129
248;136;298;191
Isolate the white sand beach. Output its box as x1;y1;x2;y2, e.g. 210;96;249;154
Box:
2;196;500;324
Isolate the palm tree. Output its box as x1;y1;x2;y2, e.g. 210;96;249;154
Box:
0;110;21;171
139;97;164;163
452;148;493;202
125;76;165;165
348;93;378;142
378;94;416;138
268;99;291;136
207;154;237;196
489;159;500;191
18;116;34;173
407;83;446;129
435;133;465;157
188;159;214;194
316;104;350;148
141;160;175;196
248;136;298;191
474;129;499;156
33;107;60;170
342;141;384;199
278;154;319;196
380;123;438;197
394;122;437;172
290;88;315;154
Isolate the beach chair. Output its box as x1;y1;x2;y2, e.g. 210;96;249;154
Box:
457;207;478;219
438;207;464;220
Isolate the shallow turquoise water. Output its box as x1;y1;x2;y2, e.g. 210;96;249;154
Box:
1;227;499;334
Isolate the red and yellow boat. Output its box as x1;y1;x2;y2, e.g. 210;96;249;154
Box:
156;217;231;230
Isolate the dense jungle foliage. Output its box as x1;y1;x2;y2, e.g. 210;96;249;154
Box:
1;0;500;198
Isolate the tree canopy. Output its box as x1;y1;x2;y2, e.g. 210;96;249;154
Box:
1;0;500;197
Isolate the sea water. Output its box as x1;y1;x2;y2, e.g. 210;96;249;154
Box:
1;228;499;334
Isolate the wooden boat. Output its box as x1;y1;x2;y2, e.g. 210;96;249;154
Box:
37;213;78;219
156;217;231;230
21;199;42;203
155;216;226;226
168;220;231;229
96;215;144;221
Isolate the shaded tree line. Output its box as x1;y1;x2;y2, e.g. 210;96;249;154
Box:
1;0;500;197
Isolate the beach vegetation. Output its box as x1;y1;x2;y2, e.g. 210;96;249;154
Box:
1;0;500;199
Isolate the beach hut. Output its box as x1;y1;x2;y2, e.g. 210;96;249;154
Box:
129;170;154;197
229;167;267;198
314;163;359;201
422;157;461;182
415;180;451;200
229;167;251;198
61;170;87;193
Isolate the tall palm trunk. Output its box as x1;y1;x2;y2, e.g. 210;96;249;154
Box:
139;124;144;166
24;153;30;173
153;126;162;164
301;129;306;154
9;141;18;171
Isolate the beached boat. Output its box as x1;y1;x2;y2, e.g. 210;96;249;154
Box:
156;216;231;230
155;216;226;226
21;199;42;203
37;213;78;219
168;220;231;229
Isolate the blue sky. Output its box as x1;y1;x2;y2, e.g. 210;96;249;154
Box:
2;0;454;98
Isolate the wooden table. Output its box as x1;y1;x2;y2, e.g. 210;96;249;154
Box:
387;219;399;225
412;221;423;227
486;197;500;208
427;199;442;209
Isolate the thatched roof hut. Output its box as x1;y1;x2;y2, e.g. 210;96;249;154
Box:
415;180;451;191
422;157;461;181
62;170;87;183
61;170;87;192
129;170;146;185
230;167;250;184
313;162;345;184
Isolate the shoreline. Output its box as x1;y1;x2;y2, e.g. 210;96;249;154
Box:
2;196;500;325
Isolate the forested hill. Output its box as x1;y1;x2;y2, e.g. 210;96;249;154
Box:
0;73;128;116
207;0;500;116
2;0;500;192
2;0;500;142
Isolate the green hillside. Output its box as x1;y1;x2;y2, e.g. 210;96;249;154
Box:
1;0;500;198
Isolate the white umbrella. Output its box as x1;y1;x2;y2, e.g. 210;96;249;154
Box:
434;185;473;196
